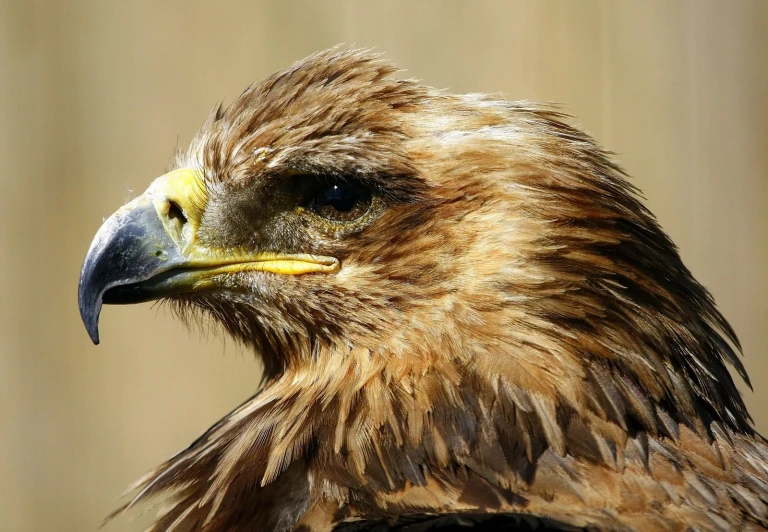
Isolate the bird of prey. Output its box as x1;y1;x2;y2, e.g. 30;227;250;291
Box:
78;48;768;531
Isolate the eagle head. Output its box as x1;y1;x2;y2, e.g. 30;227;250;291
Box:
78;48;764;531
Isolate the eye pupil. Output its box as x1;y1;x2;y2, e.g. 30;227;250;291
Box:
310;182;371;222
319;185;358;212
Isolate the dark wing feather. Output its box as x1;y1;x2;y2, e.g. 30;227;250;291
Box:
334;513;581;532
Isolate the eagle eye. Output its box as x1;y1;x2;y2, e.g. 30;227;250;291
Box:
308;182;372;223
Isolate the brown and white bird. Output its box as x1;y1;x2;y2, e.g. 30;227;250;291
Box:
79;48;768;531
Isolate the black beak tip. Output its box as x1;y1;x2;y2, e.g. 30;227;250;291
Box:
84;313;101;345
88;328;101;345
78;278;103;345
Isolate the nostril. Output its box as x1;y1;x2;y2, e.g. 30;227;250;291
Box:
166;200;188;242
167;201;187;228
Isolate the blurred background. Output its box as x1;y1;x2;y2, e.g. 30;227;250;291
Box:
1;1;766;530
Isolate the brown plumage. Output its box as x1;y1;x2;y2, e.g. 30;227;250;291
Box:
78;48;768;531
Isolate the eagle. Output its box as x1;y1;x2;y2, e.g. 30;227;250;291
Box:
78;48;768;531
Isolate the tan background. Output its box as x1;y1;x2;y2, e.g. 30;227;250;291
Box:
1;1;766;530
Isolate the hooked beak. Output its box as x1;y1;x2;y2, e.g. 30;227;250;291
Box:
78;168;338;344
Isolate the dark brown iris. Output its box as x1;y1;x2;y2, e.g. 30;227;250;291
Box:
309;183;372;222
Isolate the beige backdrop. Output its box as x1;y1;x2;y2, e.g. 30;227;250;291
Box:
1;1;766;531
